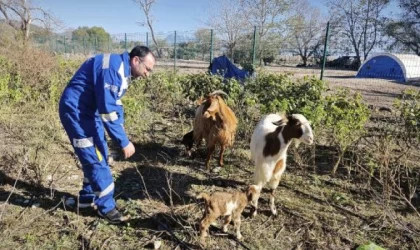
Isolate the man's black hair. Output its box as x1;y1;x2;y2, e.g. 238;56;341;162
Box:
129;46;155;60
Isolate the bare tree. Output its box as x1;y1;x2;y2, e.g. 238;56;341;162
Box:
286;0;325;66
194;29;215;61
240;0;289;39
132;0;162;57
327;0;390;66
206;0;250;59
240;0;290;64
385;0;420;55
0;0;59;46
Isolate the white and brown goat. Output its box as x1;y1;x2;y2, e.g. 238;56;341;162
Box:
249;114;313;216
197;185;258;243
182;90;238;171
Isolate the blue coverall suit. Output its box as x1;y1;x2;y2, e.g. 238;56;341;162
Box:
59;52;131;214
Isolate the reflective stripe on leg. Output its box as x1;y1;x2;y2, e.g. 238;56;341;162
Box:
95;182;115;198
82;162;116;214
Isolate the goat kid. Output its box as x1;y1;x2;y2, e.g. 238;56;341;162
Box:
250;114;313;216
197;185;259;243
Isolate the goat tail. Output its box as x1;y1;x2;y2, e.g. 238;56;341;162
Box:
196;192;211;202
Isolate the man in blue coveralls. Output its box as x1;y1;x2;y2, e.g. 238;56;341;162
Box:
59;46;155;224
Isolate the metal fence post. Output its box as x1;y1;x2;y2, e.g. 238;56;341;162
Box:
210;29;214;64
108;36;110;53
124;33;127;51
63;36;66;53
320;21;330;80
146;32;149;47
174;31;177;72
252;26;257;66
83;36;86;54
95;36;98;54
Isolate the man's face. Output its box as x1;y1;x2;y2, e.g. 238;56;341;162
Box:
131;53;155;78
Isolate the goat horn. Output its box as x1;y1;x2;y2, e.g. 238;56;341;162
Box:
209;90;228;97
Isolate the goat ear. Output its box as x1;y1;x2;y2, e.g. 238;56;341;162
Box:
196;97;206;105
287;116;301;126
272;120;285;126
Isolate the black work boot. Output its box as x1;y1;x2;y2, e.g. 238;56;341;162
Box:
97;207;125;224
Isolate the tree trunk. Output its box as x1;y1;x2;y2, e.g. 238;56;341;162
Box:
147;19;161;58
301;56;308;66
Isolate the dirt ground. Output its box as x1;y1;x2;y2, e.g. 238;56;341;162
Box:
1;62;420;250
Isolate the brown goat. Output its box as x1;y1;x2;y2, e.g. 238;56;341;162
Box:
197;185;258;243
182;90;238;171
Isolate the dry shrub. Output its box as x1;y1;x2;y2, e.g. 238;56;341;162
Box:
0;44;57;88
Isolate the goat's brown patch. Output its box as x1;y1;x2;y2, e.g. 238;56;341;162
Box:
273;159;284;176
283;121;303;144
263;116;304;157
263;125;283;157
246;185;258;201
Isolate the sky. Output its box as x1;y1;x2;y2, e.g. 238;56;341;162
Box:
33;0;333;35
35;0;214;35
33;0;398;36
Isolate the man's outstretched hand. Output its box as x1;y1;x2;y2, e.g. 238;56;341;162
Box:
122;141;135;159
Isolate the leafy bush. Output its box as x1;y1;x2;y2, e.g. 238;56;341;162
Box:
179;73;243;106
240;62;255;75
122;84;151;136
0;47;80;108
322;88;370;174
0;55;28;105
394;89;420;144
180;73;224;101
263;56;275;65
138;71;184;112
245;72;327;128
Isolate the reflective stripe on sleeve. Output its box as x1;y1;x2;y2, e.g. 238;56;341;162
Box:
102;54;111;69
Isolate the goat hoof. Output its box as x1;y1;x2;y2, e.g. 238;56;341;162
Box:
212;167;222;173
271;209;278;217
200;238;207;246
237;234;243;240
222;226;228;233
251;210;258;217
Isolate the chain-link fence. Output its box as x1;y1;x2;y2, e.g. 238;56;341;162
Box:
31;25;420;86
